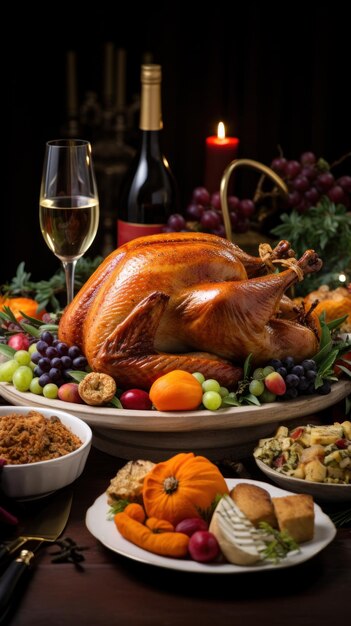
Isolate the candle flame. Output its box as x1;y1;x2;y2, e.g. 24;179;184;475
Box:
217;122;225;139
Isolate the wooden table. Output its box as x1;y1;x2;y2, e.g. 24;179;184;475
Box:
1;446;350;626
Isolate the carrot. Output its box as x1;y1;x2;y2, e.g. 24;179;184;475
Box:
124;503;146;523
145;517;174;533
114;512;189;558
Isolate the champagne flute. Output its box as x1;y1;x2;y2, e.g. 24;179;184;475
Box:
39;139;99;305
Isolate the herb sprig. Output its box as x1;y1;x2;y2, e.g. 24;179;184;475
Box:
271;197;351;296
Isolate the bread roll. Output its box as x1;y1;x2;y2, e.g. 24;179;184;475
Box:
230;483;277;528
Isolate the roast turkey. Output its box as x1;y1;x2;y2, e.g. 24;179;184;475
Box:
58;232;322;390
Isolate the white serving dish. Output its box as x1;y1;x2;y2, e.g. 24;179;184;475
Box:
0;405;92;499
255;458;351;503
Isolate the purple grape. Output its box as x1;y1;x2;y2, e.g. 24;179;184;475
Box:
167;213;186;231
38;357;51;372
306;369;317;381
300;152;316;166
316;171;334;192
337;176;351;193
291;365;304;377
56;342;68;356
287;191;302;208
227;196;240;211
200;209;221;230
304;187;320;205
61;356;73;369
39;373;51;387
317;381;331;395
286;373;300;388
46;346;58;359
293;176;310;192
234;218;249;233
211;192;221;210
36;340;49;355
30;351;42;364
34;366;43;377
283;356;295;370
301;165;317;181
68;346;81;359
50;357;63;370
302;359;317;371
285;160;301;179
238;199;255;218
72;356;88;369
271;157;287;175
298;377;310;392
277;366;287;378
186;203;204;220
212;225;226;237
328;185;347;204
40;331;54;345
49;367;61;381
192;187;210;205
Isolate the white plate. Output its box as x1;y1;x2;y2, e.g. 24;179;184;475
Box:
85;478;336;574
255;459;351;503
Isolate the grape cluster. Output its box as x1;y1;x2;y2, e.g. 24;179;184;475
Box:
31;331;87;388
267;356;331;400
163;186;255;237
270;151;351;213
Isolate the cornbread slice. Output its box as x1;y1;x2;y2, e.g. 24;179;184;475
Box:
272;494;314;543
230;483;278;528
106;459;155;504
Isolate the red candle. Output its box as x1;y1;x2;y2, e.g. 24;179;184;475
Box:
204;122;239;194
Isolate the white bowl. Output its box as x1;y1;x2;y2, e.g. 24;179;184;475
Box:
255;458;351;503
0;406;92;499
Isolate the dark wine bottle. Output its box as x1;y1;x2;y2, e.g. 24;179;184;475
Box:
117;64;179;246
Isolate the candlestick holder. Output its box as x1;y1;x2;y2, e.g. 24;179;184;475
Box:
219;159;288;241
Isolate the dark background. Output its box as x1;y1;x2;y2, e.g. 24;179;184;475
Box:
3;2;350;285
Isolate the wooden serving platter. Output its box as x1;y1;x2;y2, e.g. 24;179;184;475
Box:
1;380;350;461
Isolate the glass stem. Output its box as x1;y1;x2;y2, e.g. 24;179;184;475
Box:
62;260;78;305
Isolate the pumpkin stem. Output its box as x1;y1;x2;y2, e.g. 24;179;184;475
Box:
163;476;179;494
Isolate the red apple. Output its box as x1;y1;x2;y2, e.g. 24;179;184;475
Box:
8;333;30;351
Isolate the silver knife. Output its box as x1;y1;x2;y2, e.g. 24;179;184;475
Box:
0;488;72;617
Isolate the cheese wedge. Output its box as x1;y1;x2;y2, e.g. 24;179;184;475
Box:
209;495;267;565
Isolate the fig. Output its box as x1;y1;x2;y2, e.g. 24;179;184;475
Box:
175;517;208;537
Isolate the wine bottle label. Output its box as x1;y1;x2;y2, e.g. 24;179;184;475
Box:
117;220;165;246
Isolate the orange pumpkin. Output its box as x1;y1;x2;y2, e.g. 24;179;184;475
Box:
299;285;351;333
0;297;45;321
149;370;203;411
142;452;229;526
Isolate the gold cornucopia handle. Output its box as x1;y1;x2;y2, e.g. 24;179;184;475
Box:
219;158;289;241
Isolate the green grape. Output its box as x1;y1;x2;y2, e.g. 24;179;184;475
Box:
262;365;275;377
29;361;36;372
259;388;276;403
249;379;265;396
192;372;205;384
252;368;265;380
202;378;221;393
12;365;33;391
0;359;20;382
14;350;31;366
43;383;59;399
28;343;38;355
219;386;229;397
202;390;222;410
30;377;43;395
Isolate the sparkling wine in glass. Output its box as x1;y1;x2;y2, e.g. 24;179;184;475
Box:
39;139;99;305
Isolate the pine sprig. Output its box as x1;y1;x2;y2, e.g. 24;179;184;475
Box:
271;197;351;296
0;257;103;312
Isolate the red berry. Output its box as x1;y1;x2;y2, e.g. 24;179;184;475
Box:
188;531;220;563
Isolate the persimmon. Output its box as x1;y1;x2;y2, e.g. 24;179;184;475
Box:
0;297;45;320
149;370;203;411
